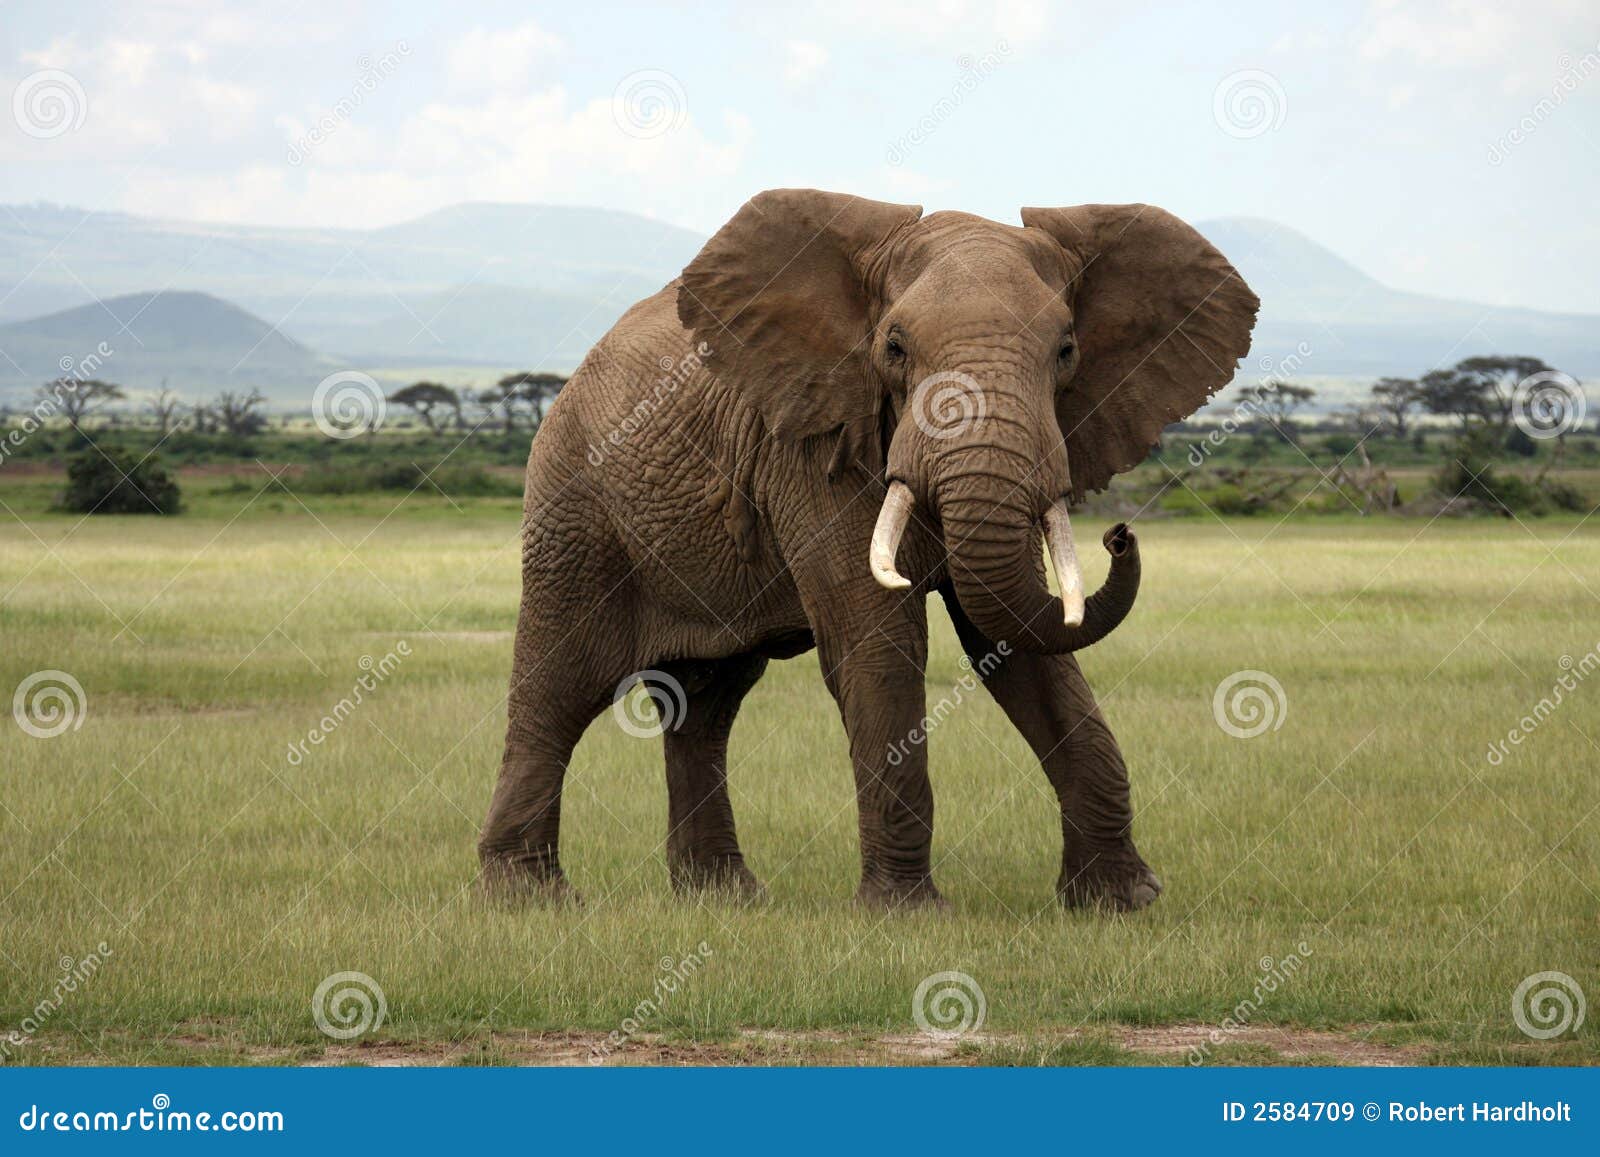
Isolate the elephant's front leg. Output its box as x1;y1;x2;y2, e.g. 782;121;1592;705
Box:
942;588;1162;911
815;602;942;908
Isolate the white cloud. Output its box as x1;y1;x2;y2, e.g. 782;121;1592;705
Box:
125;87;749;232
784;40;830;85
447;23;565;93
107;41;158;84
1358;0;1518;66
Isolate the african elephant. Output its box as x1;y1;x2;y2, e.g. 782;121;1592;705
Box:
478;189;1258;911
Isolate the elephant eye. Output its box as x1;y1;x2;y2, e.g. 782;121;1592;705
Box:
885;335;906;361
1058;339;1076;362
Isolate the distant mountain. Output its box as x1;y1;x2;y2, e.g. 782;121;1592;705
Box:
0;291;328;393
282;283;629;368
1196;217;1600;379
0;202;705;395
0;201;1594;401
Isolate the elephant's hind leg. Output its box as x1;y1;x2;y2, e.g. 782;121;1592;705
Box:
479;617;620;904
660;653;769;899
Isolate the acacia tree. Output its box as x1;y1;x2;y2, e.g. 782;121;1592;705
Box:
495;371;567;433
388;381;461;433
147;387;186;437
39;378;124;431
213;389;268;437
1418;355;1553;431
1237;380;1317;443
1369;377;1422;438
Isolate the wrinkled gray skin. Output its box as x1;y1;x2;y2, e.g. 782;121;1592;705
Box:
479;190;1258;911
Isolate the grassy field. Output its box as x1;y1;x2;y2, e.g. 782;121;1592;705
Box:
1;474;1597;1066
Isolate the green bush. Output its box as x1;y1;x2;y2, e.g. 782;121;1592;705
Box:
59;449;182;514
1434;430;1588;515
286;461;522;498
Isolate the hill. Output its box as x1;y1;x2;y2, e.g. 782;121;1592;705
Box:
1196;217;1600;379
0;291;328;394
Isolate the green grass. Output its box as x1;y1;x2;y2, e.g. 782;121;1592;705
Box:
0;485;1596;1066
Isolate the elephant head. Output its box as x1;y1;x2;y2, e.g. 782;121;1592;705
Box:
678;189;1258;652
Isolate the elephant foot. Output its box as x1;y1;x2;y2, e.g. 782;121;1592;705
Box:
670;855;767;904
855;875;949;912
479;856;583;907
1058;852;1161;913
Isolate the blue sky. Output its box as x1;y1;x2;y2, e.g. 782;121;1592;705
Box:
3;0;1597;312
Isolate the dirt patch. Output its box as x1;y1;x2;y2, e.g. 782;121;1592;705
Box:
1116;1024;1423;1066
268;1025;1426;1068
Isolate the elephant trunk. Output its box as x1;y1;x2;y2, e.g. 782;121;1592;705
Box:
930;486;1140;654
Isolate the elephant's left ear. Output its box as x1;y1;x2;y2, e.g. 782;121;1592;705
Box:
678;189;921;448
1022;204;1259;501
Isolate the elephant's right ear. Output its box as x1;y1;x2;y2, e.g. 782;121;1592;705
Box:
677;189;921;444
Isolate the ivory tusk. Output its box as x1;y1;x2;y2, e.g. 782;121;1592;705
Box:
869;481;915;590
1043;499;1086;627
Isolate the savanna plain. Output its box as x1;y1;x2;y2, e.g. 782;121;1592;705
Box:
1;474;1596;1067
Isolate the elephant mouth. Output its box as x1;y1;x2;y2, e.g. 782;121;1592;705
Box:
869;479;1086;629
